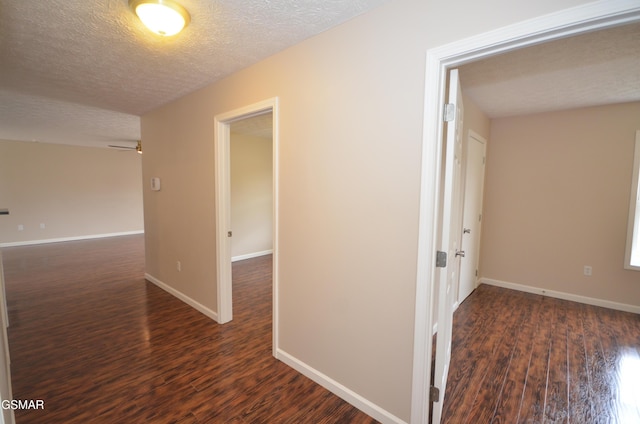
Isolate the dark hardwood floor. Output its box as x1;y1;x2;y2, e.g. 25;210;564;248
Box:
442;284;640;424
2;235;378;423
4;236;639;423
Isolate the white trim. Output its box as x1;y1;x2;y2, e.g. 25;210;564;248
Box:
0;253;15;424
480;277;640;315
624;130;640;271
231;249;273;262
145;273;219;322
410;43;446;424
0;230;144;248
214;112;232;324
427;0;640;67
412;2;640;423
468;130;486;144
214;98;280;357
275;349;407;424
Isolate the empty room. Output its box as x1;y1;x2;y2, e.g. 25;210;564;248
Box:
437;22;640;422
0;1;638;423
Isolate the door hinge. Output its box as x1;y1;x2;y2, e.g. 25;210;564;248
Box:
436;251;447;268
444;103;455;122
430;386;441;403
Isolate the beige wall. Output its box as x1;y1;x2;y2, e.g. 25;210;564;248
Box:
230;132;273;259
140;0;597;420
463;93;492;142
481;102;640;305
0;140;143;245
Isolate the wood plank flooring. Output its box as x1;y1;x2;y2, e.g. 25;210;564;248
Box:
2;235;378;424
4;236;639;423
441;284;640;424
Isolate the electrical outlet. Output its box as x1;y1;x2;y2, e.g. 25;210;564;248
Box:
584;265;592;276
40;223;45;229
17;224;24;231
177;261;181;272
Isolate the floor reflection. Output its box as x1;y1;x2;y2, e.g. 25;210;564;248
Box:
616;347;640;422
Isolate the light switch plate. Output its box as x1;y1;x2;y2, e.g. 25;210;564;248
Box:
151;177;161;191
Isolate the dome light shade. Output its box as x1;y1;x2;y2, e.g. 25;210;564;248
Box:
129;0;190;36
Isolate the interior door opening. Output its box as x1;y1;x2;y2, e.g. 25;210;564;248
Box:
412;4;640;423
214;98;279;356
230;114;274;263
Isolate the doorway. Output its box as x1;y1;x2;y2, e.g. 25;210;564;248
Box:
230;114;274;263
411;3;640;423
457;131;487;306
214;98;279;356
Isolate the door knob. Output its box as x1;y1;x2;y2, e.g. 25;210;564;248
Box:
455;250;465;258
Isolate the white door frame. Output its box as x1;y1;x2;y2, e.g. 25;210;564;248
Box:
214;97;279;355
411;2;640;422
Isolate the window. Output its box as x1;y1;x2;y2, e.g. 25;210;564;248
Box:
625;130;640;270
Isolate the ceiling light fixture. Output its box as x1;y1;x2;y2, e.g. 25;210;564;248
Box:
129;0;190;37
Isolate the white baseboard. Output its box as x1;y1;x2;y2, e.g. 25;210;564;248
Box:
275;349;407;424
480;277;640;314
145;273;219;322
0;230;144;248
232;249;273;262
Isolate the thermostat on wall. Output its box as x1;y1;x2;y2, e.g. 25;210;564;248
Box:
151;177;161;191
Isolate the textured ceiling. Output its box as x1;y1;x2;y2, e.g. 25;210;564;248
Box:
458;22;640;118
0;0;387;148
1;3;638;149
231;113;273;140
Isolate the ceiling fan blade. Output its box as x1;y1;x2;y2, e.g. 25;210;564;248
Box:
107;140;141;154
108;145;136;150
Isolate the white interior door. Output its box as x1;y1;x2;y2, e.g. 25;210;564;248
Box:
458;132;487;304
432;69;464;423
